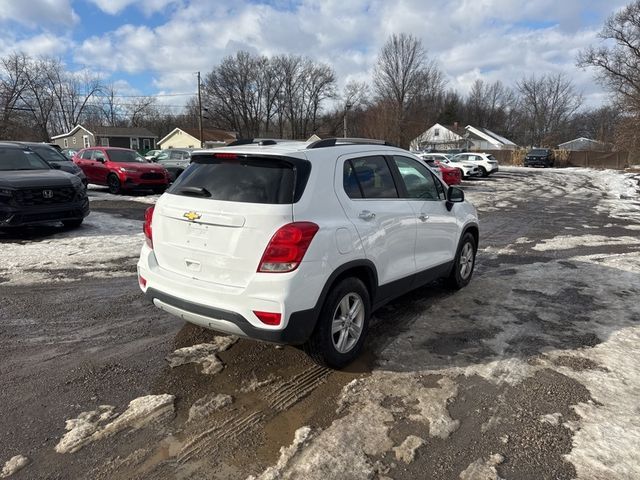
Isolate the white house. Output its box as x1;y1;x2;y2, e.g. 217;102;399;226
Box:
411;123;517;151
558;137;608;151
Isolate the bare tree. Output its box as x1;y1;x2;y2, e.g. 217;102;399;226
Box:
373;33;445;147
516;73;583;146
578;1;640;111
0;53;29;139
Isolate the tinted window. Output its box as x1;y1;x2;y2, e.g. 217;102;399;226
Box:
393;156;443;200
169;155;298;204
0;148;50;171
93;150;106;161
343;156;398;199
106;150;147;163
81;150;93;159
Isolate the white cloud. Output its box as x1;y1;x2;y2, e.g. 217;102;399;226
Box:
0;0;78;28
67;0;630;107
88;0;179;16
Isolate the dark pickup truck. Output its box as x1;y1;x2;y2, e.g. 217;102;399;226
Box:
0;143;89;228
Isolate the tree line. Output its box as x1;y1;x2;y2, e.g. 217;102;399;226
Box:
2;1;639;151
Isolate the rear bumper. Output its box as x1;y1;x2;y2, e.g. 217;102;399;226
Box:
137;246;326;345
144;287;316;344
0;199;89;227
524;159;553;167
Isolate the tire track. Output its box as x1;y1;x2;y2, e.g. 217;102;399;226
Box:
176;365;331;465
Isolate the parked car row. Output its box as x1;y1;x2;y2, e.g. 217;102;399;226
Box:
415;151;499;182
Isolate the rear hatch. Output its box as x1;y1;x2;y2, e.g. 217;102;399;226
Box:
152;151;310;288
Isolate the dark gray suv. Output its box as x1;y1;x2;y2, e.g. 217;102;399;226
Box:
155;149;195;181
0;143;89;228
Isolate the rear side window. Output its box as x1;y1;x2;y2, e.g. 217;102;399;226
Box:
169;154;307;204
343;156;398;199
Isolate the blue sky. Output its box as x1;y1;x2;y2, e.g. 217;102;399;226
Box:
0;0;629;110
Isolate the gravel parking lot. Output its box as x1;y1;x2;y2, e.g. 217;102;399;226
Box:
1;167;639;480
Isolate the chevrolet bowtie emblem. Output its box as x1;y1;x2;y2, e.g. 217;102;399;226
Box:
183;211;201;221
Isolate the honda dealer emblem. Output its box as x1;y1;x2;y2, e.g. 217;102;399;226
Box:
42;190;54;199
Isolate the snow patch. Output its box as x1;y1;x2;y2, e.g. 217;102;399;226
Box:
0;211;143;285
246;426;314;480
188;393;233;423
393;435;425;464
0;455;30;478
531;234;639;251
539;413;563;425
56;394;175;454
87;187;159;204
166;336;237;375
459;454;505;480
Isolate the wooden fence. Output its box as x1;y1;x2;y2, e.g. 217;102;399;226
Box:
476;150;631;170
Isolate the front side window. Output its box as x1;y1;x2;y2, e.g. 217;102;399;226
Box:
81;149;93;160
106;150;147;163
343;156;398;199
393;156;444;201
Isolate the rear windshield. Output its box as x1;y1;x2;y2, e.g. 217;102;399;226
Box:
107;150;147;163
168;154;309;204
31;145;71;162
529;149;549;155
0;148;51;171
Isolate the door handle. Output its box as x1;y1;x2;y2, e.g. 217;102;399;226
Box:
358;210;376;220
418;213;429;222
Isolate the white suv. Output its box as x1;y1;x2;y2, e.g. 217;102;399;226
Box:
138;138;479;368
451;152;499;177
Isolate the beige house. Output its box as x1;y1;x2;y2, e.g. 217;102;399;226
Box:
158;128;236;149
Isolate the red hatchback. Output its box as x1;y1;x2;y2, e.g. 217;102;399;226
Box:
73;147;170;194
434;161;462;185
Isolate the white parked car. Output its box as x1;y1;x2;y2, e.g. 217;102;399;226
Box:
138;138;479;368
418;153;480;178
451;153;499;177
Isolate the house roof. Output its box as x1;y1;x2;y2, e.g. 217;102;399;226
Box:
158;127;236;145
441;124;466;136
50;124;93;139
465;125;517;147
182;128;236;142
558;137;605;147
93;126;157;138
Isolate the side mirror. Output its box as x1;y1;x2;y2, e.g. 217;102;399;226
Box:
96;158;105;163
446;186;464;211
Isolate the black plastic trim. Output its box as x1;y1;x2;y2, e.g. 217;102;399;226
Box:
307;137;397;149
145;288;316;345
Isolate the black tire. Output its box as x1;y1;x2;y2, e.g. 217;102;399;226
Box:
107;174;121;194
446;232;477;290
62;218;83;228
479;166;488;177
304;277;370;369
457;168;466;179
153;186;167;194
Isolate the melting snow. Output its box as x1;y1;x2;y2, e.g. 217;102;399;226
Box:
0;211;143;285
188;393;233;423
56;394;175;454
459;454;505;480
0;455;29;478
531;234;640;251
166;336;237;374
393;435;425;464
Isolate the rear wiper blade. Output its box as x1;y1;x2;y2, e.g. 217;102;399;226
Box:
176;186;212;197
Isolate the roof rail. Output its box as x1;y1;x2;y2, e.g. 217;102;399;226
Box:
306;137;397;149
226;138;298;147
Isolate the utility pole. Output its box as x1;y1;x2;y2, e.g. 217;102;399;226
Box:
343;103;352;138
197;71;203;148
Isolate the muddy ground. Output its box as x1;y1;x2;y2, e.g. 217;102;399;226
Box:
0;168;639;479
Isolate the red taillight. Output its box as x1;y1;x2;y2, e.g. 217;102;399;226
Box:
258;222;319;273
143;206;155;249
139;275;147;288
214;153;238;159
253;310;281;326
